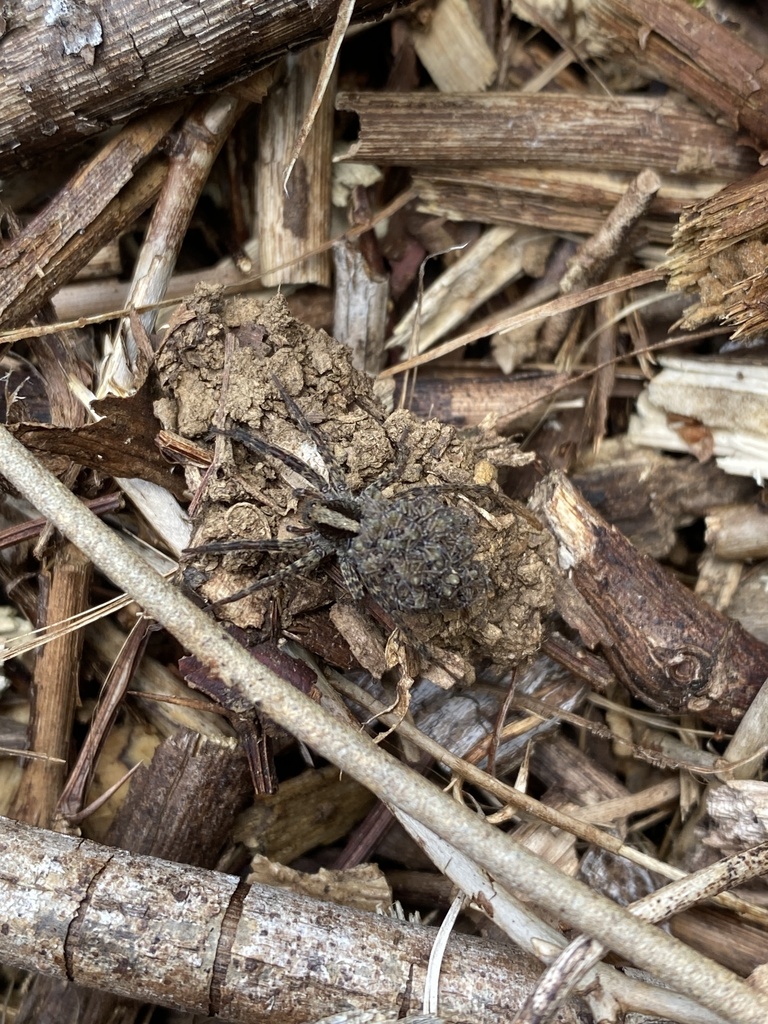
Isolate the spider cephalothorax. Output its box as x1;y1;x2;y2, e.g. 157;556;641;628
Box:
186;383;489;618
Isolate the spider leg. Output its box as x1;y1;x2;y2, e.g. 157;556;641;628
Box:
184;537;309;556
372;425;410;491
337;551;365;602
208;546;329;607
308;505;360;533
271;375;350;494
211;425;329;492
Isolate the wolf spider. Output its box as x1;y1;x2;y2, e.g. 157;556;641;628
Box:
186;381;489;620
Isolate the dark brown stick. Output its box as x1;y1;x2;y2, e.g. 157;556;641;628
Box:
0;107;181;329
9;544;92;827
0;0;412;176
532;471;768;728
583;0;768;148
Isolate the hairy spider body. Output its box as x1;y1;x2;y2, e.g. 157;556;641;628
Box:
350;489;486;612
188;384;489;615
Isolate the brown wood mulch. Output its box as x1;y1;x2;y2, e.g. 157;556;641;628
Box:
1;1;768;1023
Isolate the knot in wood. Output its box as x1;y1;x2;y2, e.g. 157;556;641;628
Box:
662;646;709;688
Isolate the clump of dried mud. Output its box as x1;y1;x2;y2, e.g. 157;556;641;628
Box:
156;286;555;684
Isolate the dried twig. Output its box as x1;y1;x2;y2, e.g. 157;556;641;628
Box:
583;0;768;147
515;841;768;1024
0;816;576;1024
9;545;91;828
532;471;768;727
337;92;755;175
259;47;334;287
0;107;181;329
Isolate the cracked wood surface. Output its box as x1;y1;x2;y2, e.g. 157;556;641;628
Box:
0;816;579;1024
0;0;412;177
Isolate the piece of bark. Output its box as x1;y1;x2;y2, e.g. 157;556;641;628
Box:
0;815;581;1024
257;47;334;286
670;904;768;979
386;226;552;354
332;238;389;372
695;552;744;617
532;470;768;727
410;0;497;92
0;0;413;177
666;168;768;292
2;160;167;331
725;564;768;647
581;0;768;148
387;868;457;910
706;504;768;562
395;367;576;429
337;92;756;176
352;656;585;778
247;856;391;914
31;324;92;434
15;729;253;1024
628;355;768;481
706;779;768;854
0;106;182;330
9;544;92;829
573;439;755;560
415;167;732;246
491;240;576;373
666;168;768;337
329;601;389;677
105;728;252;862
234;764;376;865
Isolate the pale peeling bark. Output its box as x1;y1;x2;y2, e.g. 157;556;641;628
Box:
0;0;410;176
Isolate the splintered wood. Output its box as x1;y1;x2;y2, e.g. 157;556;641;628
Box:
4;1;768;1024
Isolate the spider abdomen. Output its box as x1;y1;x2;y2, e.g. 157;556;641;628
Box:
350;490;488;613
